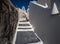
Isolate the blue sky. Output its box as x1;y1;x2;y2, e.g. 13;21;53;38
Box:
10;0;37;10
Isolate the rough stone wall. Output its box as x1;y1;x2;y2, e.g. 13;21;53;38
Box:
0;0;18;44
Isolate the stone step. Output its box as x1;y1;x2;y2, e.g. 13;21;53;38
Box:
17;26;32;29
18;24;30;26
18;22;30;24
18;28;32;29
15;31;40;44
17;29;34;31
19;20;28;22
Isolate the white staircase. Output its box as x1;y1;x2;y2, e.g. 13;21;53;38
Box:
17;21;34;31
12;20;43;44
